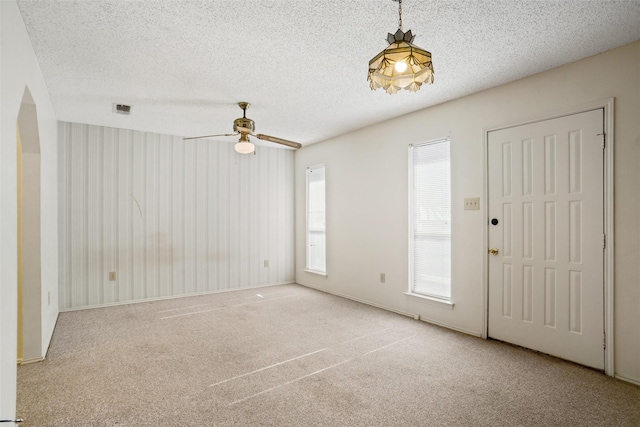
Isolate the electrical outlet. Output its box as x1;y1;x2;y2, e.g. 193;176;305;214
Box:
380;273;386;283
264;260;269;268
464;197;480;210
109;271;117;281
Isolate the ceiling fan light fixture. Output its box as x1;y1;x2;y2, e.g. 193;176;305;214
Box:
234;141;255;154
183;102;301;153
234;134;255;154
368;0;434;94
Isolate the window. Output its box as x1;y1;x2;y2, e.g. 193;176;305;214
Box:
409;140;451;300
306;165;326;274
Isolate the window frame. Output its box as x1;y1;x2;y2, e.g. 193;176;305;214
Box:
408;139;452;302
305;164;327;275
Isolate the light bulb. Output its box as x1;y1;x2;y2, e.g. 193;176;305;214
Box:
394;60;408;73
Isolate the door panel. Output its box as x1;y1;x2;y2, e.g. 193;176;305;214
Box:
488;109;604;370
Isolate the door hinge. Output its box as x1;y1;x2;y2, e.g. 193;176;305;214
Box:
603;233;606;249
598;132;606;149
603;332;606;350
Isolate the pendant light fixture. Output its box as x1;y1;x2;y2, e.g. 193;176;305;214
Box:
368;0;434;94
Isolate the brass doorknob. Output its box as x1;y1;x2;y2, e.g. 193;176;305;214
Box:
488;248;499;256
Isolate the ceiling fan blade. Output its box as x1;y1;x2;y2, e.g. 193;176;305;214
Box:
255;134;302;149
182;133;238;141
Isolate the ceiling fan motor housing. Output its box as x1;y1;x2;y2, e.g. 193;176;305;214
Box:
234;117;255;134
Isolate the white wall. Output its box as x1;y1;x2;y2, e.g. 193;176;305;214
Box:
22;152;42;361
295;41;640;383
0;1;58;419
58;122;295;310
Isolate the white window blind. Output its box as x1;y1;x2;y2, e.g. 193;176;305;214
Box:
410;140;451;299
306;165;326;273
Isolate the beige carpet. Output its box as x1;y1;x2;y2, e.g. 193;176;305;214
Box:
17;284;640;426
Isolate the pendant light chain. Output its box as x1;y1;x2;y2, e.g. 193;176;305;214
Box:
398;0;403;30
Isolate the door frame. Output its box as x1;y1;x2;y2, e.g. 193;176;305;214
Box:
481;98;614;376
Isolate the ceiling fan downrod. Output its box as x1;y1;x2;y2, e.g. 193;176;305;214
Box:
234;102;255;134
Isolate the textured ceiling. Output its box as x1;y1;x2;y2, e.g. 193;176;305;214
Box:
16;0;640;147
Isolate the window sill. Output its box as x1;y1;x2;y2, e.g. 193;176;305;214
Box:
404;292;454;310
304;269;327;277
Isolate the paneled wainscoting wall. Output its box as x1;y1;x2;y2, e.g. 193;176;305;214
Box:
58;122;294;310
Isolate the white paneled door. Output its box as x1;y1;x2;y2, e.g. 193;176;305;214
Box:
488;109;604;370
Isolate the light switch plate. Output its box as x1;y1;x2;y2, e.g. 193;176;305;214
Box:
464;197;480;210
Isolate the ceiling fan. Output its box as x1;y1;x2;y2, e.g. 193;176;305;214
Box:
183;102;302;154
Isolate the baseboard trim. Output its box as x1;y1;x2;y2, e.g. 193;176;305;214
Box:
296;283;482;338
20;357;45;365
416;317;483;338
60;281;296;312
298;283;414;318
615;374;640;386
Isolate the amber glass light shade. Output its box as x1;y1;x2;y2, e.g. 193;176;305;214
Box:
368;29;434;94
